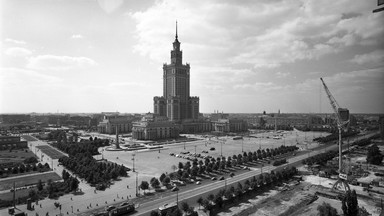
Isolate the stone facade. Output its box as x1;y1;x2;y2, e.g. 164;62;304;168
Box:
131;114;179;140
153;23;199;121
97;115;134;134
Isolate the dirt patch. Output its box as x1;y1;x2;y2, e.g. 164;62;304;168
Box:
216;182;316;216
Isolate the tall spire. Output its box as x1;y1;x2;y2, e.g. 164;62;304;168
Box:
175;20;178;40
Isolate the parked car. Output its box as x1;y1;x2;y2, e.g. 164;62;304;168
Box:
211;177;217;181
210;147;215;151
105;206;116;212
171;187;179;192
120;202;130;206
196;181;201;185
219;176;225;180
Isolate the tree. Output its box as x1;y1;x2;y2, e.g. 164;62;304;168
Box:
207;194;215;203
37;179;44;191
342;190;359;216
140;181;149;194
28;189;38;201
214;193;223;208
162;176;171;186
150;177;160;189
317;202;338;216
70;177;79;192
178;162;184;170
150;210;159;216
197;197;204;210
180;202;190;213
159;173;166;183
366;144;383;165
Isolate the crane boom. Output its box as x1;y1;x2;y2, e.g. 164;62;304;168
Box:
320;78;349;127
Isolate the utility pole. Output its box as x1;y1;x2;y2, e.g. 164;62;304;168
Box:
136;172;138;197
132;152;136;172
176;190;179;207
13;182;16;208
221;141;223;157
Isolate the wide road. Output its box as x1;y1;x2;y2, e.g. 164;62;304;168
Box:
132;132;378;216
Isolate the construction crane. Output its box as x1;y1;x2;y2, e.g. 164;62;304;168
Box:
320;77;350;192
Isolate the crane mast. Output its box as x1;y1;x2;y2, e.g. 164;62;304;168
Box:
320;77;350;192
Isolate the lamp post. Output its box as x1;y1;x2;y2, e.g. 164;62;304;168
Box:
132;153;135;172
241;139;244;153
135;172;138;197
184;141;186;150
220;141;223;157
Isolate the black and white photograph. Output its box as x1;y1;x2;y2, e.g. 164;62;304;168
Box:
0;0;383;215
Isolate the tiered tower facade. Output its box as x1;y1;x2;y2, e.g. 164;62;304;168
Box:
154;23;199;121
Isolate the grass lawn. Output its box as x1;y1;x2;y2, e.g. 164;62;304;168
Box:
0;172;61;191
36;145;65;159
0;149;36;165
21;135;39;141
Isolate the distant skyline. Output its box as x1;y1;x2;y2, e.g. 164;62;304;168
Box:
1;0;383;114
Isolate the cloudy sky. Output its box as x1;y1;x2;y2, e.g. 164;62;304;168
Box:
1;0;383;114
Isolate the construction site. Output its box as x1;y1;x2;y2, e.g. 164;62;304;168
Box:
214;78;384;216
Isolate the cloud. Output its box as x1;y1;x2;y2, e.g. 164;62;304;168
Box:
233;82;285;93
5;38;26;45
108;81;148;87
0;67;62;85
5;47;33;57
276;71;290;78
27;55;97;70
350;50;384;65
130;0;383;70
98;0;124;14
71;34;84;39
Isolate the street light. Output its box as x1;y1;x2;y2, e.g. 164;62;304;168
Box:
135;172;138;197
241;139;244;153
132;153;136;172
220;141;223;157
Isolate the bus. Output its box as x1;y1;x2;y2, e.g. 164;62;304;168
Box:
158;203;178;216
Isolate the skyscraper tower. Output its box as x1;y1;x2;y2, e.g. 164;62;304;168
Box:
154;22;199;121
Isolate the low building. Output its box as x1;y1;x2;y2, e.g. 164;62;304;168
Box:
0;136;28;150
131;113;179;140
180;119;212;134
97;115;136;134
211;118;248;133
